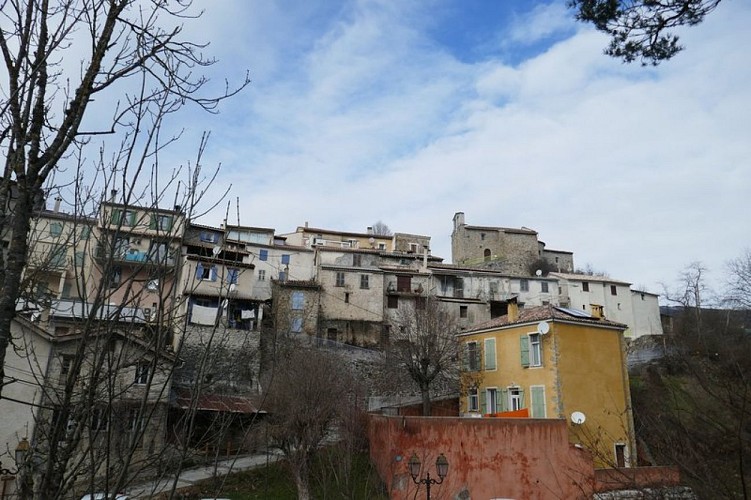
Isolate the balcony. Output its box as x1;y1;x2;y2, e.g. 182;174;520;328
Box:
96;245;175;267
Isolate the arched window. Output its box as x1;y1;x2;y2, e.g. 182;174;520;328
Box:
484;249;491;262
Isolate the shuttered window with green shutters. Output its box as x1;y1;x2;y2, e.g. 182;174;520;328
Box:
520;335;530;367
484;338;496;370
531;385;546;418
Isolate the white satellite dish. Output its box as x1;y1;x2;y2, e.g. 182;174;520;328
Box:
537;321;550;335
229;283;237;293
212;245;221;256
535;269;543;277
571;411;586;425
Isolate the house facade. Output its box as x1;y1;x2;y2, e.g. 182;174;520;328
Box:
458;302;636;468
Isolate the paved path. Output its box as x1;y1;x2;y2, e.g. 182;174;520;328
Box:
126;450;284;498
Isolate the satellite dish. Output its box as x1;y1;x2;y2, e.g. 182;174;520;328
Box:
571;411;586;425
212;245;221;256
229;283;237;293
537;321;550;335
368;237;375;244
535;269;543;277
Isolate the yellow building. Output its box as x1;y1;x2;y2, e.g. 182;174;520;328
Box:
458;300;636;468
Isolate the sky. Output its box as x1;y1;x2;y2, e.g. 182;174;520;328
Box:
58;0;751;296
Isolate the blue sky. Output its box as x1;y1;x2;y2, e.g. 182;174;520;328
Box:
60;0;751;295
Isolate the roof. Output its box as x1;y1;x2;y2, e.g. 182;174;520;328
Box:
550;272;631;286
460;304;627;335
429;262;557;280
462;224;537;235
171;387;262;414
290;226;393;240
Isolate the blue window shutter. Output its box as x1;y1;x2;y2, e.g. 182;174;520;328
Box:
520;335;530;367
259;249;268;261
228;269;238;284
281;254;290;265
195;263;204;280
210;265;218;281
485;338;496;370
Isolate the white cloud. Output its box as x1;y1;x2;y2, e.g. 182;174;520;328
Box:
58;0;749;296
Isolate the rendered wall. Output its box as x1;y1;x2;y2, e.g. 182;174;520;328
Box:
368;415;595;500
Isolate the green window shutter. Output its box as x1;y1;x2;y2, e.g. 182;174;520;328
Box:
111;209;122;225
164;216;173;231
149;215;157;229
519;388;526;409
462;345;469;370
480;389;487;415
520;335;530;367
484;338;496;370
500;389;508;412
531;386;546;418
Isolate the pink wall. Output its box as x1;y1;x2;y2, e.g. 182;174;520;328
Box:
368;415;595;500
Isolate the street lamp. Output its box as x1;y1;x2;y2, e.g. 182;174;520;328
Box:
408;452;449;500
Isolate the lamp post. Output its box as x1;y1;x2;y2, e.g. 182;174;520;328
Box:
408;452;449;500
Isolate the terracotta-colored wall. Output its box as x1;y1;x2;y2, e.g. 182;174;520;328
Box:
369;415;595;500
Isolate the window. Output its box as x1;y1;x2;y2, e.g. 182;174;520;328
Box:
278;271;287;281
480;233;485;241
150;214;173;231
50;222;63;236
281;254;290;265
466;342;480;371
484;338;496;370
396;275;411;292
611;285;617;296
541;281;549;293
128;408;144;434
111;209;122;225
227;268;239;284
378;243;386;250
509;387;524;411
360;274;369;289
582;281;590;292
489;282;498;296
345;292;350;303
520;279;529;292
91;407;109;431
60;355;74;381
114;236;129;257
615;444;627;468
530;385;546;418
258;269;266;281
134;363;150;384
335;272;345;287
109;266;122;287
520;333;542;367
387;295;398;309
291;291;304;310
200;231;218;243
468;386;479;412
74;251;85;267
80;225;91;240
353;254;362;267
123;210;136;226
195;263;217;281
148;241;169;262
291;316;303;333
486;388;498;414
460;305;468;318
484;248;491;262
259;249;268;261
50;244;67;267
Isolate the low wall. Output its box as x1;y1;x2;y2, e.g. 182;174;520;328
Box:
595;466;681;492
368;414;595;500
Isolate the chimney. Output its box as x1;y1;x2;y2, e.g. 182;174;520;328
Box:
422;245;428;271
590;304;604;319
367;226;373;235
109;189;117;203
507;296;519;323
304;221;309;228
53;196;62;213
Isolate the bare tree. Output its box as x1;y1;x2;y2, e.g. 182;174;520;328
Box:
371;221;392;236
726;249;751;310
0;0;249;398
386;297;460;416
264;344;358;500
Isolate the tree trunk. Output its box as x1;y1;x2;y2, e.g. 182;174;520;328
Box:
292;466;312;500
0;185;35;397
421;385;432;416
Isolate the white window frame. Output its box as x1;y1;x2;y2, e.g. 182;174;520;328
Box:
486;387;498;414
134;363;150;385
335;272;345;287
468;386;479;412
258;269;266;281
509;387;523;411
529;333;542;367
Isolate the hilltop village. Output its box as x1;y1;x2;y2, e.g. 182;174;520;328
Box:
2;193;691;499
